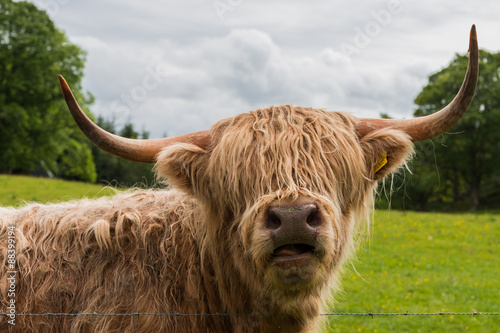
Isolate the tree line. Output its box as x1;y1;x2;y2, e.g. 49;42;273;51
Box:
0;0;157;188
1;0;499;209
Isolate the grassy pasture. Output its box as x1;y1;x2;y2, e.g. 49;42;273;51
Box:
1;175;498;332
0;175;116;207
327;210;500;332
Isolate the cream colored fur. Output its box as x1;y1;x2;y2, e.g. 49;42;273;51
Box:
1;105;413;332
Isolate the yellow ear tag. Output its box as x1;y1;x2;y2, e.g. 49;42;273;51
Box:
374;151;388;174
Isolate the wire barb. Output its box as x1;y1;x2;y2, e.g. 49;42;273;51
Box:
1;311;499;317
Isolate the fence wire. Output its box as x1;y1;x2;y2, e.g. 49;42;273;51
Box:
1;311;499;318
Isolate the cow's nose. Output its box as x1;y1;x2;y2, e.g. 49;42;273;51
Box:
265;204;321;244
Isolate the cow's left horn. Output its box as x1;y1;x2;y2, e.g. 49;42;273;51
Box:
58;75;211;163
355;24;479;142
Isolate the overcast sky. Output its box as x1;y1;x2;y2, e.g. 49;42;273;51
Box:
28;0;500;138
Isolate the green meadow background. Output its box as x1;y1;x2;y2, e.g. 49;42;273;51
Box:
327;209;500;332
1;175;499;332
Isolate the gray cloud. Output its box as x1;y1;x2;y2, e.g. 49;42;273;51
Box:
30;0;500;137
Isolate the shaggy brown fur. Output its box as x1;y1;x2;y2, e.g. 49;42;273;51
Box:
0;105;413;332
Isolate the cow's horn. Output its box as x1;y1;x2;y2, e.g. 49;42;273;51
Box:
355;25;479;142
58;75;210;163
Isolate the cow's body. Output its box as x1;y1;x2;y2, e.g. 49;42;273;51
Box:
0;26;479;333
3;189;298;332
0;190;207;332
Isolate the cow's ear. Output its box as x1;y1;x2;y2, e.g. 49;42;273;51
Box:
155;143;208;196
360;128;414;180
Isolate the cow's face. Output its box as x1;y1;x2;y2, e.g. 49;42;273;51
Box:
156;105;413;304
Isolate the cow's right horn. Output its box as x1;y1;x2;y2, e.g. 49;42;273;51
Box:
58;75;211;163
355;25;479;142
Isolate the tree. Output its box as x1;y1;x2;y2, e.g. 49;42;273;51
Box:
0;0;96;182
409;50;500;210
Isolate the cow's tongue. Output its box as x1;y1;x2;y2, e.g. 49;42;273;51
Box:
273;244;311;257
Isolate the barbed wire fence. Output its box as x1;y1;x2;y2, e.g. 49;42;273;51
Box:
1;311;499;318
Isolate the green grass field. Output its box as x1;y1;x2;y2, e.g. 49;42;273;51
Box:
327;210;500;332
0;175;117;207
1;175;498;332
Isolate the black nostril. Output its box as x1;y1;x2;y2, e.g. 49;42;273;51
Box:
306;208;321;227
266;211;281;230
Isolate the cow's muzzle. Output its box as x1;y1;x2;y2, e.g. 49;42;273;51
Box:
266;203;321;268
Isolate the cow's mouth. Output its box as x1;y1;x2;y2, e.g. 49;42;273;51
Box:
272;244;316;268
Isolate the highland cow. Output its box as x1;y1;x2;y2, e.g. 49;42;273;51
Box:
0;26;478;332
